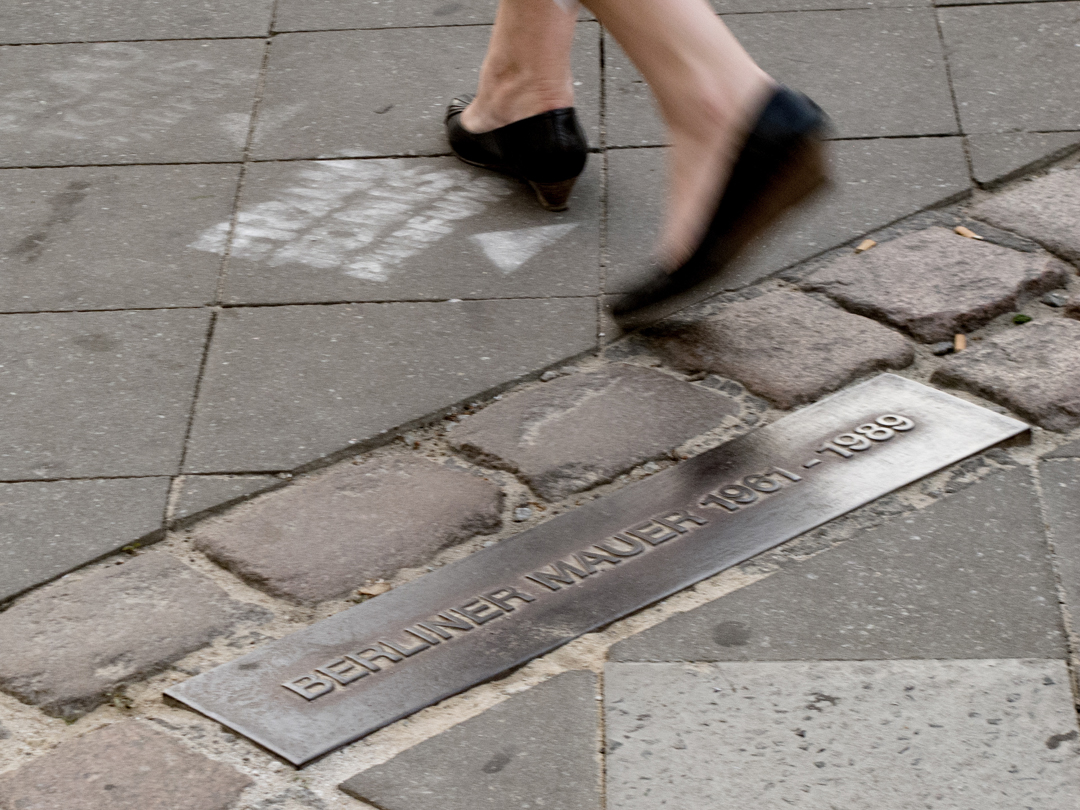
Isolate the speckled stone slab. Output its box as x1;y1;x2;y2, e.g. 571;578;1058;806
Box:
606;659;1080;809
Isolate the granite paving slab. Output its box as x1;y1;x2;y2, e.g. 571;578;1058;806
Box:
252;24;600;161
940;2;1080;135
967;132;1080;188
212;157;600;305
0;721;252;810
648;290;914;409
606;138;970;294
0;165;239;312
172;475;280;522
340;671;600;810
605;659;1080;809
801;227;1070;342
932;319;1080;431
0;40;264;167
604;8;955;147
0;309;210;481
0;477;170;604
0;0;273;45
1038;458;1080;636
182;298;596;473
275;0;510;31
972;166;1080;263
714;0;928;9
448;364;739;500
0;552;268;719
610;467;1064;662
192;456;503;604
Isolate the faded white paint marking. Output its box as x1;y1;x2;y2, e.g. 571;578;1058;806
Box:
470;223;578;274
191;161;512;282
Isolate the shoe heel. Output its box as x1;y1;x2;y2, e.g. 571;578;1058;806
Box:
528;178;578;211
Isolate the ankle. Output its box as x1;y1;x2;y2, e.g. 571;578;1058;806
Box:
462;67;574;133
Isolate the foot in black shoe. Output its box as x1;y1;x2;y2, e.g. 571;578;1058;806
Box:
446;94;589;211
612;86;831;329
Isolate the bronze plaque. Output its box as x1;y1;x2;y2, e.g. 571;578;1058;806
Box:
165;375;1028;765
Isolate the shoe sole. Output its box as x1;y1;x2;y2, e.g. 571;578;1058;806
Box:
451;155;578;212
614;138;830;330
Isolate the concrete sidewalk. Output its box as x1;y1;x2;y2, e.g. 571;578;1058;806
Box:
1;0;1080;808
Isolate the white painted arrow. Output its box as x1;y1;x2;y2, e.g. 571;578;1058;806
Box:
469;223;578;274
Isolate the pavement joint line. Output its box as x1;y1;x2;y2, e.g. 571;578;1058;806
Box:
0;35;270;47
933;5;973;182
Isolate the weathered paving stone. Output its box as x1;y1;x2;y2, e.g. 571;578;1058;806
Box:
1044;437;1080;459
932;319;1080;431
967;132;1080;188
182;298;596;473
340;671;600;810
605;659;1080;809
1038;459;1080;636
0;0;273;44
939;3;1080;135
448;365;738;500
800;227;1070;342
0;552;266;719
172;475;280;522
211;157;600;305
193;456;502;604
0;309;210;480
0;41;264;167
972;167;1080;263
647;291;913;410
0;165;239;312
610;467;1064;662
252;25;599;160
1;477;170;604
275;0;499;30
0;721;252;810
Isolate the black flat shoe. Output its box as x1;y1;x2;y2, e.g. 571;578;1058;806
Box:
446;94;588;211
612;86;831;329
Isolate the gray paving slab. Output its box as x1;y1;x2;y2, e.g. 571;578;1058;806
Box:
0;552;268;719
940;2;1080;135
967;132;1080;188
0;165;239;312
448;364;739;500
193;455;503;604
714;0;927;9
1038;458;1080;635
972;166;1080;264
605;9;955;147
172;475;279;521
340;671;600;810
1044;437;1080;459
0;40;264;167
0;309;210;481
0;721;252;810
183;298;596;473
606;137;970;293
0;0;273;45
610;467;1065;662
252;25;600;161
0;477;170;604
276;0;500;30
605;659;1080;809
801;227;1071;342
650;291;914;408
933;319;1080;431
212;157;599;305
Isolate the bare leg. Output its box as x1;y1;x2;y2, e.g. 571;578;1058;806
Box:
584;0;774;267
460;0;579;134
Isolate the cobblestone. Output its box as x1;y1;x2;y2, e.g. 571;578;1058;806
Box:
801;227;1070;341
0;553;266;719
932;319;1080;431
192;456;502;604
0;721;252;810
972;167;1080;263
648;290;913;409
448;365;738;500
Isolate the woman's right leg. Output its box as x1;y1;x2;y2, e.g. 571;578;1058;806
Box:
582;0;776;268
